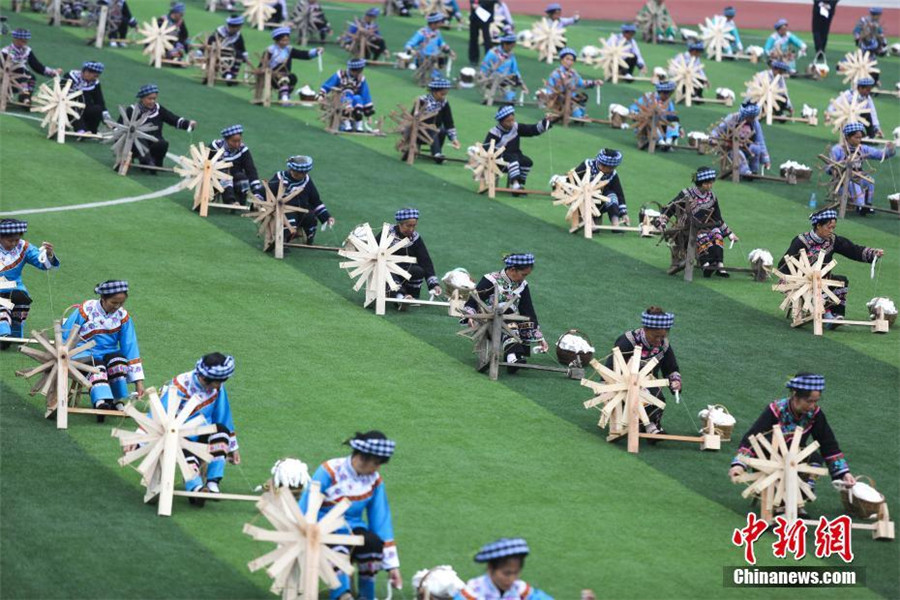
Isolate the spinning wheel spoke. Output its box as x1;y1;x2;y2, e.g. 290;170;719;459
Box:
530;18;567;64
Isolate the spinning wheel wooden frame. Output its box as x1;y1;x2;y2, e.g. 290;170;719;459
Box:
30;77;84;144
106;104;158;175
530;18;567;64
137;19;178;69
817;145;873;218
633;94;673;154
551;167;610;238
837;49;879;86
172;142;234;216
388;98;439;165
242;179;307;259
466;139;508;198
744;71;788;126
457;284;530;381
668;53;705;107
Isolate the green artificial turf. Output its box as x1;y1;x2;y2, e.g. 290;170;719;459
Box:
0;3;898;599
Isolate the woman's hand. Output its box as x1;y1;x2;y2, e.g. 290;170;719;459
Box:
729;233;740;243
451;139;461;150
842;473;856;486
135;380;145;398
538;338;549;353
388;569;403;589
40;242;55;259
873;248;885;257
728;465;745;483
669;378;682;392
228;450;241;465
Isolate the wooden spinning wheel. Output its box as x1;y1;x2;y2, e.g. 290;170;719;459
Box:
106;105;157;175
530;18;567;64
250;52;274;107
580;347;669;453
476;71;519;106
711;119;753;182
0;58;29;112
244;484;364;600
837;49;879;85
242;179;307;259
200;37;239;87
337;222;417;315
632;94;672;153
172;142;234;217
540;77;578;126
734;428;828;522
773;248;844;335
551;167;610;238
111;387;218;516
15;321;100;429
291;0;319;47
699;15;734;62
825;94;871;134
667;53;704;107
388;99;439;165
342;18;380;60
30;77;84;143
635;0;673;43
593;36;633;84
242;0;276;31
137;19;178;69
817;145;873;218
457;284;529;381
318;90;346;132
414;52;443;87
744;71;788;125
466;139;508;198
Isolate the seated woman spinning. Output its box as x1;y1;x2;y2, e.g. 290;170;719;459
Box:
659;167;739;277
777;208;883;327
62;280;145;416
455;538;553;600
300;431;402;600
729;373;855;509
607;307;680;436
463;253;548;372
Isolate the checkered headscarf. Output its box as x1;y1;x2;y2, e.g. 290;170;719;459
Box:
595;148;622;167
655;81;676;93
688;41;705;52
94;280;129;295
774;18;788;29
272;26;291;39
504;253;535;267
856;77;875;87
641;311;675;329
82;61;105;74
499;34;517;44
474;538;530;562
558;47;577;60
395;208;420;221
739;102;760;119
195;354;236;381
695;167;717;182
724;7;736;17
621;23;637;33
842;121;866;136
347;58;366;70
12;29;31;40
809;209;837;225
221;124;243;138
170;2;185;14
226;14;244;26
771;60;790;72
786;374;825;391
349;437;396;458
287;155;313;172
428;78;452;90
0;219;27;235
495;105;515;121
545;2;562;12
869;7;882;15
426;12;445;23
365;8;380;17
136;84;159;98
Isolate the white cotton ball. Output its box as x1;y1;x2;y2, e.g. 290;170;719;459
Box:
558;333;595;354
549;174;566;188
271;458;311;489
412;566;466;600
580;45;600;60
441;268;476;291
517;30;534;45
779;160;810;171
608;103;630;117
748;248;774;267
653;66;668;79
680;28;699;41
891;43;900;57
746;45;764;57
715;87;735;100
867;297;897;316
801;104;818;118
698;405;736;426
688;131;710;141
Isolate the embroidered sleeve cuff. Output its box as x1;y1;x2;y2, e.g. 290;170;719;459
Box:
228;435;239;453
862;247;876;262
427;276;440;288
382;542;399;570
668;371;682;382
448;128;458;141
127;363;145;383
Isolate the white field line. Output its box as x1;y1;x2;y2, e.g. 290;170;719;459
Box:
0;112;184;215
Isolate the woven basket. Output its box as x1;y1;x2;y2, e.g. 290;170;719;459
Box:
555;329;594;367
840;476;885;520
701;404;734;441
781;167;812;181
869;304;897;326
